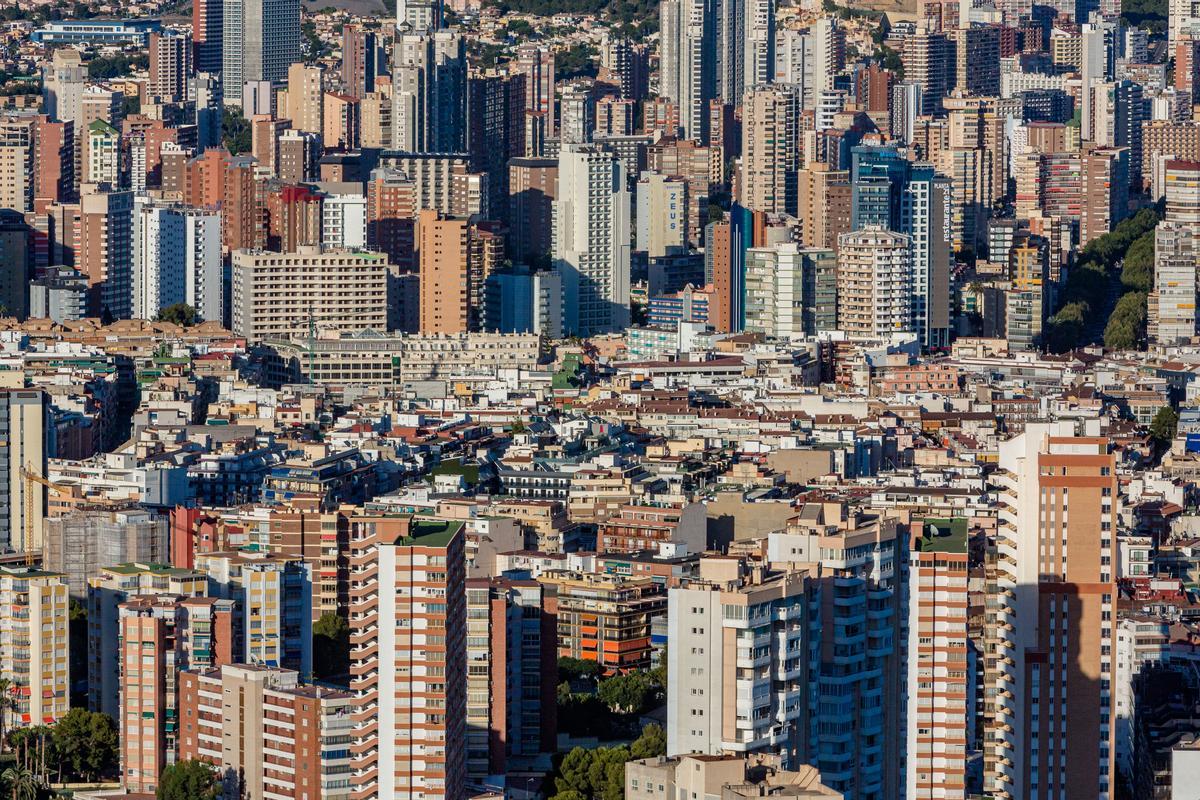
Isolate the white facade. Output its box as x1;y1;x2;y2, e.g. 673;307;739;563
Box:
553;144;631;336
321;192;368;250
658;0;713;140
665;569;807;760
133;202;223;323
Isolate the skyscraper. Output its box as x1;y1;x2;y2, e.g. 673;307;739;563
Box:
149;31;192;103
341;24;378;98
79;184;134;319
902;31;952;115
906;519;971;800
348;514;467;800
553;144;631;335
0;389;48;555
193;0;223;73
515;44;554;133
987;427;1118;800
740;84;800;215
392;30;467;153
417;210;504;333
953;26;1000;97
658;0;715;141
221;0;301;104
851;146;952;347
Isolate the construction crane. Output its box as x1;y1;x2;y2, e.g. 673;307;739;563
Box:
20;466;68;568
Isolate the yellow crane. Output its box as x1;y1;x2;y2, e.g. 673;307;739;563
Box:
19;466;68;568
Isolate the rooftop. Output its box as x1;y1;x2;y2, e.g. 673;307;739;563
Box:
399;518;464;548
917;517;969;554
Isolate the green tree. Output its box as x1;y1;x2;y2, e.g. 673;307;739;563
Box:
1120;231;1155;292
222;106;251;155
555;43;598;80
313;611;350;681
157;759;221;800
1104;291;1147;350
51;708;118;782
558;657;603;684
555;748;596;796
1;765;43;800
597;671;659;713
1150;406;1179;445
550;792;589;800
155;303;197;326
631;723;666;759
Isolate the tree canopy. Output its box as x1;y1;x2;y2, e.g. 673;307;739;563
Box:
158;759;221;800
51;708;118;782
313;611;350;682
1150;406;1179;446
155;303;198;327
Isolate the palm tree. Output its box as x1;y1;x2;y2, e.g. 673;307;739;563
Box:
0;680;14;752
1;765;41;800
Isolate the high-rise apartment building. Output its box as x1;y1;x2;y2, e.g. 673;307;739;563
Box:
1150;222;1197;345
796;163;851;251
285;63;325;135
467;70;526;215
1164;159;1200;228
902;32;952;115
0;567;68;728
515;44;554;133
118;595;236;793
0;115;36;215
0;390;48;555
986;426;1118;800
347;514;467;800
133;202;223;322
193;551;314;676
78;184;133;320
417;210;504;333
0;211;32;319
851;147;952;347
744;244;837;339
88;562;214;720
953;26;1000;97
221;0;301;103
740;85;800;215
772;502;905;800
658;0;714;141
149;31;192;103
906;520;971;800
508;157;557;264
1080;146;1130;244
666;558;808;763
193;0;223;73
178;665;355;800
85;120;120;187
553;144;631;335
465;578;556;781
636;173;688;257
341;25;378;98
392;30;467;153
836;226;913;340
